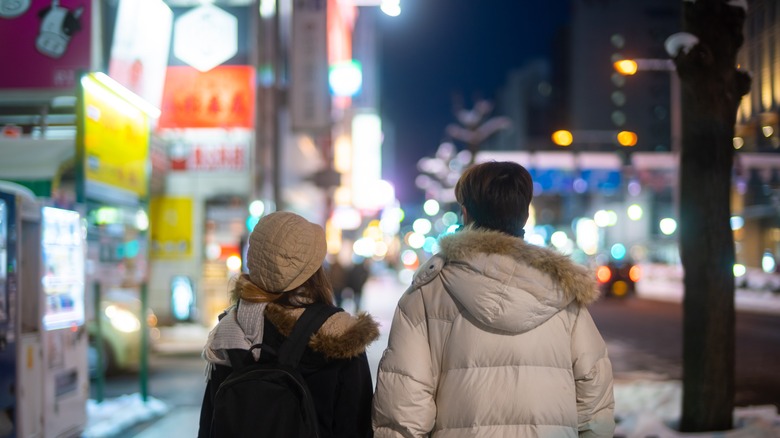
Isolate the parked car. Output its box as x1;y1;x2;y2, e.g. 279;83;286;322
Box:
87;289;158;377
596;260;640;298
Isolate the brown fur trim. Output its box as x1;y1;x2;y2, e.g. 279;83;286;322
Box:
265;304;380;359
439;227;600;305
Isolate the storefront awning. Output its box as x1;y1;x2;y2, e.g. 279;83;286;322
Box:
0;138;74;180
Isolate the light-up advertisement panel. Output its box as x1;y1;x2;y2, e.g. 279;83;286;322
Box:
108;0;173;110
0;0;92;90
82;73;151;200
41;207;85;330
0;198;7;323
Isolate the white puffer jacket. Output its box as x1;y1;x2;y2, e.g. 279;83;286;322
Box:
373;228;615;437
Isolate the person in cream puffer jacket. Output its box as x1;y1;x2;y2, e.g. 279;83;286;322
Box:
372;162;615;438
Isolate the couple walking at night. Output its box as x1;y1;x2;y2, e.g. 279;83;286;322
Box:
198;161;615;437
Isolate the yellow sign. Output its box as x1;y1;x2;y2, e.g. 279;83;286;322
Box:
150;197;193;260
82;73;150;197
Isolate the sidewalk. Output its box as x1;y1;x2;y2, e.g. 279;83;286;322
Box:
83;269;780;437
82;270;407;437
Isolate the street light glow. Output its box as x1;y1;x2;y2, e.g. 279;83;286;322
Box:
380;0;401;16
614;59;638;75
551;130;573;146
617;130;638;146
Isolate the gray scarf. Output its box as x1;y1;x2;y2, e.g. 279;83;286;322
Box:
202;299;268;379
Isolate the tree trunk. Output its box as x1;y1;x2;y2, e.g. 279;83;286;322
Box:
674;0;751;432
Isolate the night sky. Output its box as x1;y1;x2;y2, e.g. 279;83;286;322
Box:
376;0;571;205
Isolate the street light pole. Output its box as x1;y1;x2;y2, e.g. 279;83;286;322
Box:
614;58;681;215
613;58;680;155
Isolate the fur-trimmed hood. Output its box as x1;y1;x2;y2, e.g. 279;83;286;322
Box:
431;227;598;333
265;303;380;360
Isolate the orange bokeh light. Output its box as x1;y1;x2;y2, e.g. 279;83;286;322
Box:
596;266;612;283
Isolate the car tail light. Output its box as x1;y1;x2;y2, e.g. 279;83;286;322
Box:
596;265;612;283
612;280;629;296
629;265;641;282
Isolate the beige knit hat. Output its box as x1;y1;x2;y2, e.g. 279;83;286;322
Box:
246;211;327;293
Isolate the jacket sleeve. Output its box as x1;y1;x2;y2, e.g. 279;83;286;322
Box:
333;352;375;438
570;306;616;438
372;290;437;438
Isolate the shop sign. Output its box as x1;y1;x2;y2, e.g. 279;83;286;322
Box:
149;197;193;260
0;0;92;90
2;124;22;138
108;0;173;110
173;4;237;72
290;0;329;131
81;73;150;198
165;128;250;171
158;65;255;129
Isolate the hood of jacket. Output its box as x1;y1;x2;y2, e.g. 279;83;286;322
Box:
265;303;380;360
435;227;598;334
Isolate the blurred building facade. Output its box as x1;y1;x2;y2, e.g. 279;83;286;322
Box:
483;0;780;276
0;0;394;330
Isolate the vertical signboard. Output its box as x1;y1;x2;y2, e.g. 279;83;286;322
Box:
0;0;92;90
149;197;192;260
80;73;151;203
351;112;383;209
108;0;173;110
290;0;330;131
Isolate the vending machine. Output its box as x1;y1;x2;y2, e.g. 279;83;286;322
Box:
0;190;19;437
39;206;88;437
0;185;88;438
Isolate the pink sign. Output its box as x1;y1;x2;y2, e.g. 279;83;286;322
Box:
0;0;92;90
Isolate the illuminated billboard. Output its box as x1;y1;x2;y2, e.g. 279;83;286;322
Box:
158;65;255;129
149;197;193;260
80;73;153;202
0;0;92;90
108;0;173;110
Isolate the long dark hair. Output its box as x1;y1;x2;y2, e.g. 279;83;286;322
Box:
230;266;335;307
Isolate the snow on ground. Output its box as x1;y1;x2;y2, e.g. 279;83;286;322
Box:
614;379;780;437
83;394;168;438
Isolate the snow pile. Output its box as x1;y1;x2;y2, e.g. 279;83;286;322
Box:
83;394;169;438
614;380;780;437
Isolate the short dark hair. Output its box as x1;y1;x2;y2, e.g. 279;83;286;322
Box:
454;161;534;237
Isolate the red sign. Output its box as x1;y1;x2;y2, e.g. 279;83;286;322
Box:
2;125;22;138
158;65;255;129
171;144;246;171
165;128;250;171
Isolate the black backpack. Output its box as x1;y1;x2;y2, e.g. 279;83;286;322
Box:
210;303;341;438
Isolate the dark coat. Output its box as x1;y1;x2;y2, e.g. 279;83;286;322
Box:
199;303;379;438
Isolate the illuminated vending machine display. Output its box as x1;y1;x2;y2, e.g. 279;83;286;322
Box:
40;207;88;437
0;191;18;435
41;207;85;331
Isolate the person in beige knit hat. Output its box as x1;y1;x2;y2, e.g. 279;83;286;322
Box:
199;211;379;438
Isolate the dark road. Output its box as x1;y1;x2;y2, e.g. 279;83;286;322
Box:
590;297;780;408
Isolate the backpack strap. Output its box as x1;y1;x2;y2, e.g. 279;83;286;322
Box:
278;303;341;367
227;344;268;372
